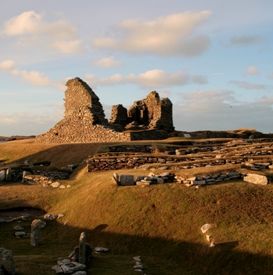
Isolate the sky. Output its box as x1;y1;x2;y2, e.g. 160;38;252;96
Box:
0;0;273;135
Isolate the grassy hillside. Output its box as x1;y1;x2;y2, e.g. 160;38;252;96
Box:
0;139;100;168
1;140;273;274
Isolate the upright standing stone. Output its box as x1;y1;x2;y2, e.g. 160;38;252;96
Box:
30;219;46;247
79;232;87;265
0;170;5;182
5;168;11;182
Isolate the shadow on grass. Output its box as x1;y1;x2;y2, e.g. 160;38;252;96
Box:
1;211;273;275
0;142;102;169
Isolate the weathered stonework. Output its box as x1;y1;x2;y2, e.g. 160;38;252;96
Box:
36;78;130;143
36;77;174;143
125;91;174;131
109;104;128;128
64;78;107;125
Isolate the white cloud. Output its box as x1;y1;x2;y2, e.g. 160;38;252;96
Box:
230;35;262;46
246;65;259;76
53;39;83;54
2;11;82;54
86;69;207;88
3;11;41;36
94;57;120;68
174;90;273;132
230;80;266;90
0;59;50;86
93;11;211;56
0;59;15;70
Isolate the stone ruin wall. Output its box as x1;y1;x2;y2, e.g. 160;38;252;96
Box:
64;78;107;125
36;77;174;143
110;91;174;132
36;78;131;143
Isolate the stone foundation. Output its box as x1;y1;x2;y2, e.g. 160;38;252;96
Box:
36;118;131;143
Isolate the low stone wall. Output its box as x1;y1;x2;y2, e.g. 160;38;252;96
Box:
176;171;242;186
87;154;232;172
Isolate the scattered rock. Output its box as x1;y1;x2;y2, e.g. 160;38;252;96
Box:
13;225;24;231
243;173;268;185
51;182;61;188
200;223;216;234
52;260;86;274
116;174;135;186
43;214;58;221
94;247;109;253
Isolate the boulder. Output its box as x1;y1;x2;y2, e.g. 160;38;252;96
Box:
51;182;61;188
52;260;85;274
118;175;135;186
200;223;216;234
243;173;268;185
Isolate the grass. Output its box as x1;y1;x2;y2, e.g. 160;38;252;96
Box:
1;140;273;274
0;139;100;168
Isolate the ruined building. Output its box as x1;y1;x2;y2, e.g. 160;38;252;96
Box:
36;77;174;143
109;91;174;131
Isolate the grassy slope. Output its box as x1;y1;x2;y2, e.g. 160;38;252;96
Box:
1;140;273;274
0;139;100;168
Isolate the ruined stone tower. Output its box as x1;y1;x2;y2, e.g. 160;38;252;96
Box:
36;77;175;143
36;78;130;143
64;78;107;125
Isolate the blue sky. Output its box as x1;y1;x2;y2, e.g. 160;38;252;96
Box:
0;0;273;135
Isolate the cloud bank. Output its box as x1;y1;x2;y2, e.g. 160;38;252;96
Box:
2;11;83;54
86;69;208;88
175;90;273;132
0;59;50;86
93;11;211;56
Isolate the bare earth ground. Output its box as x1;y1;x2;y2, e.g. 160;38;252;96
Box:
1;139;273;274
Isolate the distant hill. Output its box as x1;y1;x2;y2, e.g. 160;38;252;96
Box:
0;135;35;142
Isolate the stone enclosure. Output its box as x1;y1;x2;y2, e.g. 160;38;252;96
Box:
36;77;174;143
87;138;273;186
